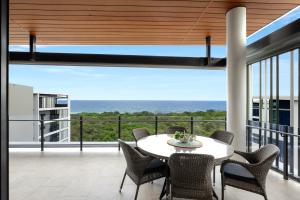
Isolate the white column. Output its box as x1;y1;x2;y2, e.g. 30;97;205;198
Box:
226;7;247;150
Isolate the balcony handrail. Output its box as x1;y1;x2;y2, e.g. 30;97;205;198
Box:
246;124;300;138
9;118;226;123
9;116;227;152
246;120;300;182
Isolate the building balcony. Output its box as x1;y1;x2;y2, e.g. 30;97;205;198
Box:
10;148;300;200
3;2;300;200
8;116;300;200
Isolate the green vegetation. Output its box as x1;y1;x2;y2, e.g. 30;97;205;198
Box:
71;110;226;141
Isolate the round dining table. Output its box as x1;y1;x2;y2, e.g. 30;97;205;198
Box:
137;134;234;199
137;134;234;164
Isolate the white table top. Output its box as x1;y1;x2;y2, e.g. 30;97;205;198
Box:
137;134;234;164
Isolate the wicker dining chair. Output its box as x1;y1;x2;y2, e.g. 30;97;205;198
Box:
220;144;279;200
132;128;150;144
210;130;235;185
118;140;167;200
168;153;216;200
166;126;187;135
210;130;234;145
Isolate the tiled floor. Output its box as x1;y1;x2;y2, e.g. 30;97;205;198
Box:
9;148;300;200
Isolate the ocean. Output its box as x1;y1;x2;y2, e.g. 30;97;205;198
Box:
70;100;226;114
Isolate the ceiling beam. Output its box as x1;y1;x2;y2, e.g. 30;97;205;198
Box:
9;52;226;69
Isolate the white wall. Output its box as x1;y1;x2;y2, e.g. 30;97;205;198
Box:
9;83;34;142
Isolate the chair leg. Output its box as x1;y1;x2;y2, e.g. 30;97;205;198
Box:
166;176;170;197
213;189;218;200
168;186;173;200
213;166;216;186
221;185;224;200
159;178;166;200
263;191;268;200
119;171;126;192
134;185;140;200
221;174;224;200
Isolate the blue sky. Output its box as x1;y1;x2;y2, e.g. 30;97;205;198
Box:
9;6;300;101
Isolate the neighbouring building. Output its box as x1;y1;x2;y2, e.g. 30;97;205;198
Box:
9;83;71;142
251;96;298;127
251;96;299;175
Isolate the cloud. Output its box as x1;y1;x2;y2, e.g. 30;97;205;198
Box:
36;67;111;79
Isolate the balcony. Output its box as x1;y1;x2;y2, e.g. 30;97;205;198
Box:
2;1;300;200
10;148;300;200
8;116;300;200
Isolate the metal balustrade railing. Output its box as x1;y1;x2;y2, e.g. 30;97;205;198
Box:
246;120;300;182
9;115;226;152
12;117;300;182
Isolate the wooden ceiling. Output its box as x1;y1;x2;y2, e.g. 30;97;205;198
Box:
9;0;300;45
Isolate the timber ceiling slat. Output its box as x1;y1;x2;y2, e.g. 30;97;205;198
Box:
10;14;287;21
11;23;227;27
10;0;300;6
17;29;228;33
10;0;210;7
14;25;257;30
11;8;293;15
11;4;298;12
213;0;300;3
8;0;300;45
10;5;297;13
10;18;274;24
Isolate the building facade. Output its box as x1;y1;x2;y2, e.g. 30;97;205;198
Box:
9;84;34;142
33;93;71;142
9;83;71;142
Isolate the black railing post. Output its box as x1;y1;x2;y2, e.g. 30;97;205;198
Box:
155;115;158;135
40;114;45;151
289;127;294;175
80;116;83;151
190;116;194;134
275;124;280;168
269;122;273;145
118;115;121;151
225;116;227;130
247;120;252;152
258;122;262;148
264;122;267;145
289;132;295;174
283;126;289;180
